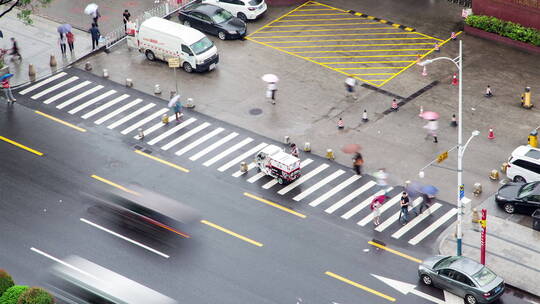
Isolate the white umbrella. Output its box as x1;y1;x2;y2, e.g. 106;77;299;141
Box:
261;74;279;83
84;3;98;15
168;94;180;107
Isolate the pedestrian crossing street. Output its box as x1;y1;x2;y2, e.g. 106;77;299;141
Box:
16;69;463;247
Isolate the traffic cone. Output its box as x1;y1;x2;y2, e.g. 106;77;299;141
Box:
337;117;344;129
434;42;440;52
451;32;457;40
422;66;427;76
452;73;458;86
416;54;421;64
391;99;399;111
488;127;495;140
419;105;424;117
450;114;457;127
362;109;368;122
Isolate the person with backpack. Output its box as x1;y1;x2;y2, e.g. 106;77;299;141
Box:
66;31;75;53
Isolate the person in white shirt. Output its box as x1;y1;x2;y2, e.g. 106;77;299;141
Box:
345;76;357;100
267;82;277;104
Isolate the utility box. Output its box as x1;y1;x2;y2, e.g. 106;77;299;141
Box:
532;209;540;231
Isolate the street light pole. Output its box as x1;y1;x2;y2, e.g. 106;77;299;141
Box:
456;40;464;256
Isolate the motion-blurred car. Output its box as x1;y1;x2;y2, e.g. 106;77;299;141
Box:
418;255;504;304
495;181;540;214
179;3;247;40
202;0;267;21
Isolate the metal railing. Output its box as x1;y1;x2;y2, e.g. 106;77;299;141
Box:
448;0;472;8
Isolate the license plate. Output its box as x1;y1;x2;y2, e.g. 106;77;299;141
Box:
209;63;216;70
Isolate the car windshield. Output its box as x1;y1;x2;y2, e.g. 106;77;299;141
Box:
472;267;497;286
433;256;461;269
211;9;233;23
190;37;214;55
249;0;263;5
518;182;539;198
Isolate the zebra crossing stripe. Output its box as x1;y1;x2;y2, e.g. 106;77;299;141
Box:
94;99;142;125
375;197;422;232
43;81;91;104
68;90;116;114
309;175;361;207
146;117;197;145
261;159;313;189
81;94;130;119
278;164;329;195
217;143;268;172
203;138;254;167
31;76;79;100
19;72;67;95
408;208;457;245
134;114;176;139
340;187;392;219
107;103;155;129
175;128;224;156
325;181;377;214
57;85;104;109
161;122;211;151
293;169;344;201
357;193;401;226
189;132;238;161
391;203;442;239
248;172;266;183
232;162;256;177
121;108;168;135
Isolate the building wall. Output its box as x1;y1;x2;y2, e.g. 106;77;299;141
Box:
473;0;540;29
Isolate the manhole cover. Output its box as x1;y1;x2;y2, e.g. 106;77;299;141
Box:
249;108;263;115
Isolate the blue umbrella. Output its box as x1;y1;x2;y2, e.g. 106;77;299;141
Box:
405;181;423;199
421;185;439;196
57;24;72;34
0;73;13;81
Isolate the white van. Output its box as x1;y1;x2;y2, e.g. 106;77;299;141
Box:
129;17;219;73
506;145;540;183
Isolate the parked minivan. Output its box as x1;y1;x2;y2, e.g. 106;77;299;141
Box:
128;17;219;73
506;145;540;183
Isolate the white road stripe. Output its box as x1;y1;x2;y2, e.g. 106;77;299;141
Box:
340;186;392;219
261;159;313;188
57;85;104;109
190;132;238;161
80;218;169;258
81;94;130;119
19;72;67;95
325;181;377;214
30;247;98;279
357;192;402;226
217;143;268;172
408;208;457;245
293;169;344;201
375;197;423;232
121;108;168;135
68;90;116;114
310;175;361;207
31;76;78;100
146;117;196;145
203;138;253;167
232;162;256;177
248;172;266;183
161;122;211;151
107;103;155;129
134;115;177;139
43;81;91;104
175;128;224;156
392;203;442;239
94;99;142;125
278;163;329;195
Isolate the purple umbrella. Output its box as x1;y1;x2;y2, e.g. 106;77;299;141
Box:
57;24;72;34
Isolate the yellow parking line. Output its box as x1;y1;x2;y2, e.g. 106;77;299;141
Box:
35;111;87;132
268;37;440;44
201;220;263;247
310;1;349;12
323;60;415;64
353;73;397;75
306;55;420;59
413;31;444;42
288;13;351;16
0;136;44;156
337;66;408;70
296;8;338;11
246;1;311;38
134;150;189;173
90;174;140;195
267;22;380;27
368;241;423;263
252;32;420;39
361;79;387;81
276;17;365;22
280;42;434;48
259;27;399;33
244;192;306;218
293;48;431;54
325;271;396;302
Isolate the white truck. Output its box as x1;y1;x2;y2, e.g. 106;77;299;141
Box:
127;17;219;73
255;145;301;184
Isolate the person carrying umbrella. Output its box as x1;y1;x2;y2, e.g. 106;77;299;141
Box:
421;111;439;143
261;74;278;105
2;74;16;105
415;185;437;215
168;93;182;121
58;33;67;56
370;194;385;226
66;31;75;53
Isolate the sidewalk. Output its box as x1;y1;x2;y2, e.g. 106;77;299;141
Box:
439;195;540;297
0;9;93;87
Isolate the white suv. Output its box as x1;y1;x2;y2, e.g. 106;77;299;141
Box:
202;0;267;21
506;145;540;183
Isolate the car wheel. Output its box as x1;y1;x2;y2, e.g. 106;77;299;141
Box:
183;20;191;27
237;12;247;21
183;62;193;73
277;177;284;185
503;202;515;214
513;175;526;183
145;50;155;61
420;274;433;286
465;294;477;304
218;31;227;40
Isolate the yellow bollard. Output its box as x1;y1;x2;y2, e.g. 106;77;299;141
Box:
161;114;169;125
528;130;538;148
501;162;508;174
325;149;334;160
489;170;499;181
521;87;533;109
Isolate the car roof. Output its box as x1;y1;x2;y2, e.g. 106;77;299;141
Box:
511;145;540;161
447;256;483;275
189;3;222;15
141;17;206;45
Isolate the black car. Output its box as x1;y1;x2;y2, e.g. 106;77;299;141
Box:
179;3;247;40
495;181;540;214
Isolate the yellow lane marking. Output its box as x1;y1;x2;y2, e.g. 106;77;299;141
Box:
90;174;140;195
280;42;434;48
134;150;189;173
267;22;380;27
368;241;423;263
353;73;397;75
35;111;87;132
413;31;444;42
276;17;365;22
296;8;338;11
325;271;396;302
306;55;420;59
323;60;415;64
337;66;408;70
268;37;439;44
244;192;306;218
288;13;351;16
310;1;348;12
259;27;399;33
362;79;387;81
0;136;44;156
252;32;422;39
293;48;431;54
246;0;311;38
201;220;263;247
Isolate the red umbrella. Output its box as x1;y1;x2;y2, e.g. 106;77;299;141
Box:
420;111;440;120
341;143;361;154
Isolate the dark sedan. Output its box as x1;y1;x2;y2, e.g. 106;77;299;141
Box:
179;3;247;40
495;181;540;214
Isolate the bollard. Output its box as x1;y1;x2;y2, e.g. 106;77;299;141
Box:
283;136;290;145
49;55;57;67
154;84;162;95
240;161;248;172
521;86;533;109
362;109;368;122
528;130;538;148
84;61;92;71
161;114;169;125
473;182;482;196
185;97;195;108
126;78;133;87
137;128;144;139
501;162;508;174
102;69;109;78
471;208;480;231
303;142;311;152
489;169;499;181
28;64;36;78
325;149;334;160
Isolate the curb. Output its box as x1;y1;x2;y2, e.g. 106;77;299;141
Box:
347;10;416;32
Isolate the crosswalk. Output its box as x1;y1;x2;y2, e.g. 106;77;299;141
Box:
16;69;461;246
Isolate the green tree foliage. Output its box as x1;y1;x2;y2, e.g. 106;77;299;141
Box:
465;15;540;47
0;270;15;297
0;0;53;25
0;286;28;304
17;287;55;304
